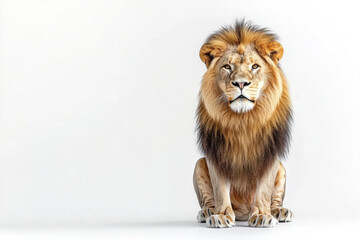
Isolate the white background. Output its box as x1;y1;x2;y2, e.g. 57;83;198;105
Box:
1;0;360;238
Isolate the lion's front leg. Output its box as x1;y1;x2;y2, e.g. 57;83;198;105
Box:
248;162;279;228
271;162;294;222
206;159;235;228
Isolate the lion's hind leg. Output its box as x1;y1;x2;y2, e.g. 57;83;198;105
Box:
193;158;215;223
271;162;294;222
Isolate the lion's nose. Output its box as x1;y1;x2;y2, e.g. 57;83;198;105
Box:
231;81;251;90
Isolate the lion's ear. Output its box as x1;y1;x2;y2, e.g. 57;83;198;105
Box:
199;40;227;68
256;41;284;65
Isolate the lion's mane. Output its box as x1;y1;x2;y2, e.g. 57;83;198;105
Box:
196;21;292;191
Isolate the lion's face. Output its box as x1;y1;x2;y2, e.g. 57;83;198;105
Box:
199;36;284;116
217;45;268;113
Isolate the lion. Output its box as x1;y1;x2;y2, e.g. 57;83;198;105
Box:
193;20;293;228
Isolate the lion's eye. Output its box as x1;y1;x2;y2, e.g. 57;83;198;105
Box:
223;64;232;70
252;64;260;70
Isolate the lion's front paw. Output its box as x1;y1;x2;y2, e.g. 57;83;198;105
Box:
271;207;293;222
248;214;278;228
197;208;214;223
206;214;235;228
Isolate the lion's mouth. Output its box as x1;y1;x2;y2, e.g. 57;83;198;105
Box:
230;95;255;104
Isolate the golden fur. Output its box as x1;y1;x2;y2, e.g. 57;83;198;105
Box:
193;20;293;228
